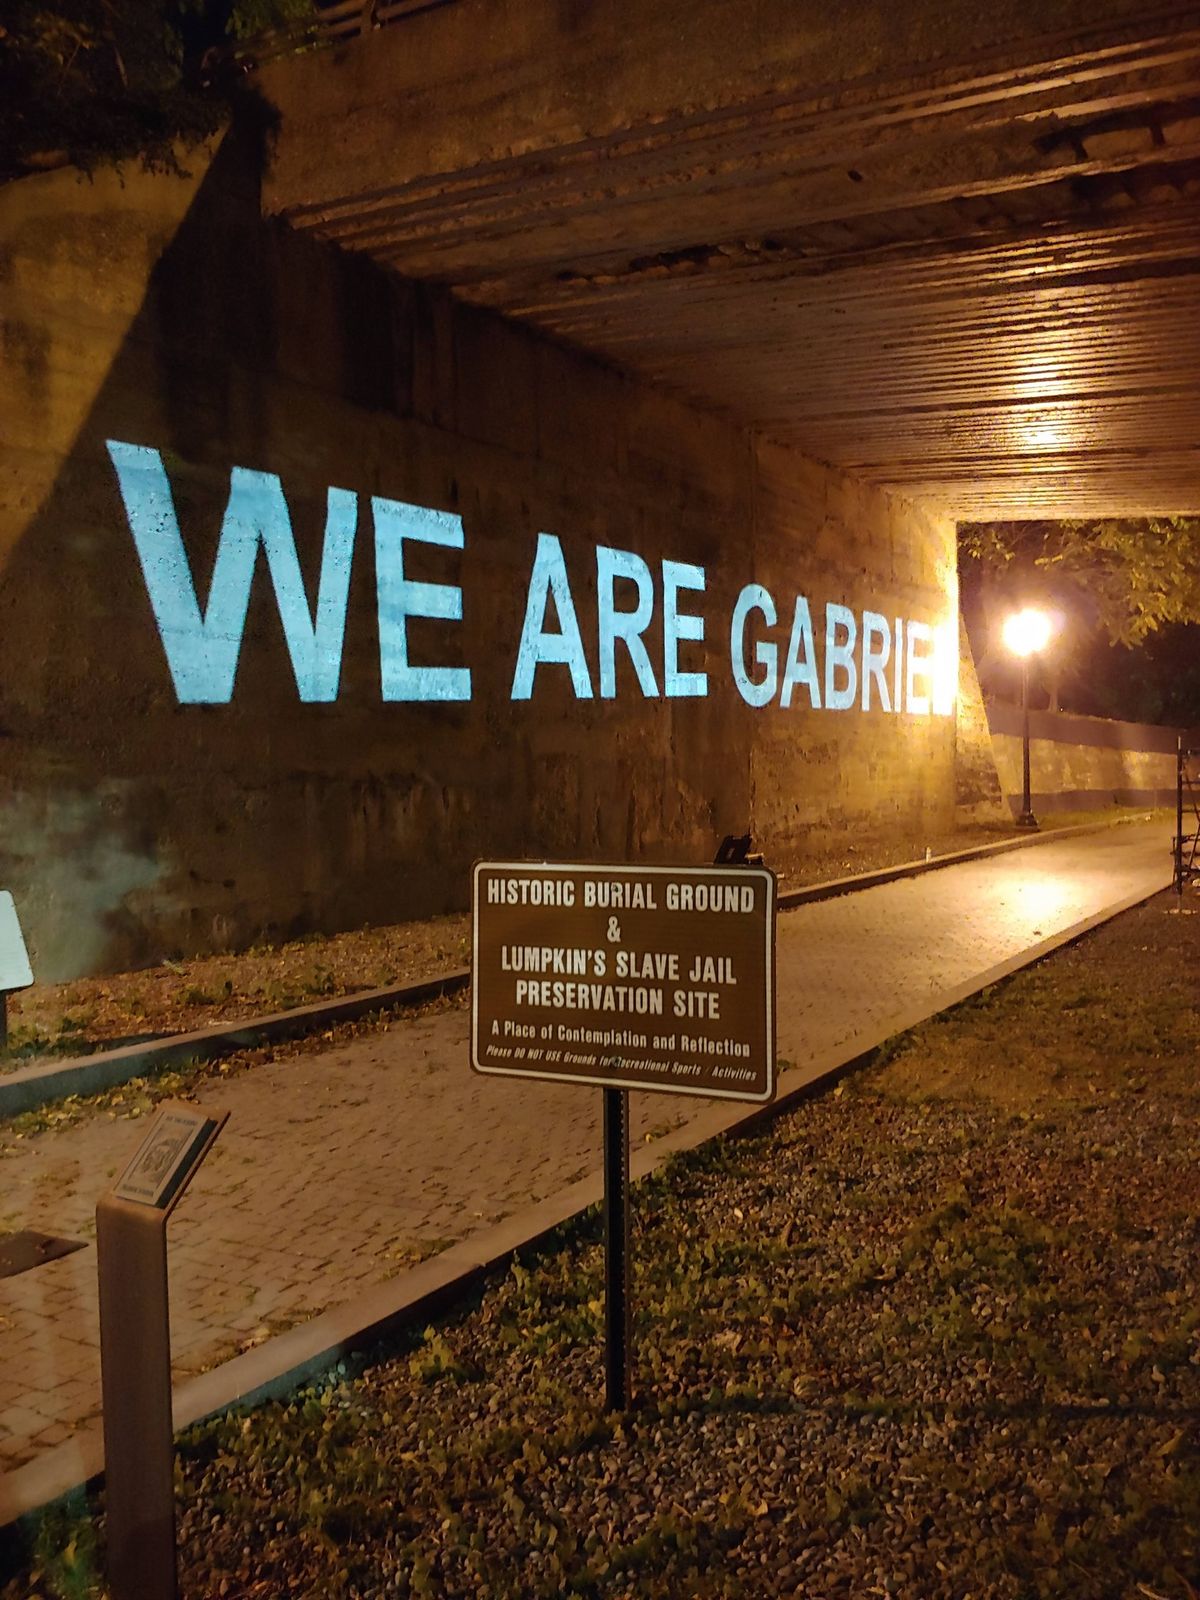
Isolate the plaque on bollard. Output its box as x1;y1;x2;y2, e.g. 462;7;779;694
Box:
112;1105;226;1211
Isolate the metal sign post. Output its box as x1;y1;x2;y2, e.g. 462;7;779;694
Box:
96;1197;175;1597
603;1086;632;1412
97;1104;227;1600
471;861;776;1413
1173;739;1200;905
1178;738;1186;904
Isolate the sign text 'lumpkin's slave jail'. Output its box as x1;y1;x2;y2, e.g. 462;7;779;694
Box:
471;863;776;1103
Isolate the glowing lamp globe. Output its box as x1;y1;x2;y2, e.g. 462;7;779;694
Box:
1002;607;1052;658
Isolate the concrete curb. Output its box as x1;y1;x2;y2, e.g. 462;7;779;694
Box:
0;870;1171;1532
0;814;1151;1119
775;813;1154;910
0;970;470;1118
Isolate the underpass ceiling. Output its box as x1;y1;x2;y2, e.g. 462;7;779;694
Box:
262;4;1200;519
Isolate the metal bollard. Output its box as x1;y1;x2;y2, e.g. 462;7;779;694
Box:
97;1105;227;1600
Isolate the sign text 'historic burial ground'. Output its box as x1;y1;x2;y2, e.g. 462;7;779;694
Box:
471;863;776;1104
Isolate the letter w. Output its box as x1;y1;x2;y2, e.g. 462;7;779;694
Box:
106;441;356;703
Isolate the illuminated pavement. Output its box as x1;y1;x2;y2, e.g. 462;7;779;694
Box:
0;819;1173;1477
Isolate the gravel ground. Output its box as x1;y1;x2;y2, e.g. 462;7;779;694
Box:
4;891;1196;1599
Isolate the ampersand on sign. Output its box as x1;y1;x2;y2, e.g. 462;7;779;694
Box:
606;916;622;943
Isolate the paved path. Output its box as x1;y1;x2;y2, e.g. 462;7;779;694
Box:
0;822;1172;1474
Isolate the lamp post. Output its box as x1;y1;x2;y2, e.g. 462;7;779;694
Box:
1001;607;1053;830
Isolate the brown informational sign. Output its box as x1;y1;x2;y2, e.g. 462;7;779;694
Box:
471;862;776;1103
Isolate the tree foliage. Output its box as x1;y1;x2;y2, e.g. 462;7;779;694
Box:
960;517;1200;647
1077;622;1200;727
0;0;315;185
960;518;1200;718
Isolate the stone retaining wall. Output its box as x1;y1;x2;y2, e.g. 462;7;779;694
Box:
986;704;1192;814
1;131;970;978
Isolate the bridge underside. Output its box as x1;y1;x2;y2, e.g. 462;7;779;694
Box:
261;0;1200;521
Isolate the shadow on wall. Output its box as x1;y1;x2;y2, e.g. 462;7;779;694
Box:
0;127;465;978
0;124;746;977
0;110;963;980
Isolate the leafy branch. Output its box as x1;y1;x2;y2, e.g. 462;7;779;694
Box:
960;517;1200;647
0;0;316;184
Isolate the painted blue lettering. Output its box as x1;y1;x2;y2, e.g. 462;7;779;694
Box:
107;440;355;704
894;618;905;711
511;533;594;699
662;560;707;698
906;619;931;714
824;602;857;712
780;597;821;710
861;610;892;712
373;497;470;702
931;621;958;716
731;584;777;707
597;546;658;698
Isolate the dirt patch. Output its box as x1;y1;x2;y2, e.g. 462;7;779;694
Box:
2;914;471;1066
4;886;1197;1600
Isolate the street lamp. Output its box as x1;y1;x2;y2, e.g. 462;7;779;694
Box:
1001;607;1053;830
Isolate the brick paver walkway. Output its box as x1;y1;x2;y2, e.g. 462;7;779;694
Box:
0;822;1172;1473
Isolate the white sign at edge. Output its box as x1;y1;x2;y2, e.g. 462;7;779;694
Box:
0;892;33;992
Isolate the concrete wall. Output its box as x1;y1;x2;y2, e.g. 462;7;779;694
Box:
0;131;967;979
953;616;1007;827
986;704;1190;815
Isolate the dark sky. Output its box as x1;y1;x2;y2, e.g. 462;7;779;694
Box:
960;562;1200;731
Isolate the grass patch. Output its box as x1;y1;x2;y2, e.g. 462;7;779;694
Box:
3;892;1198;1599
